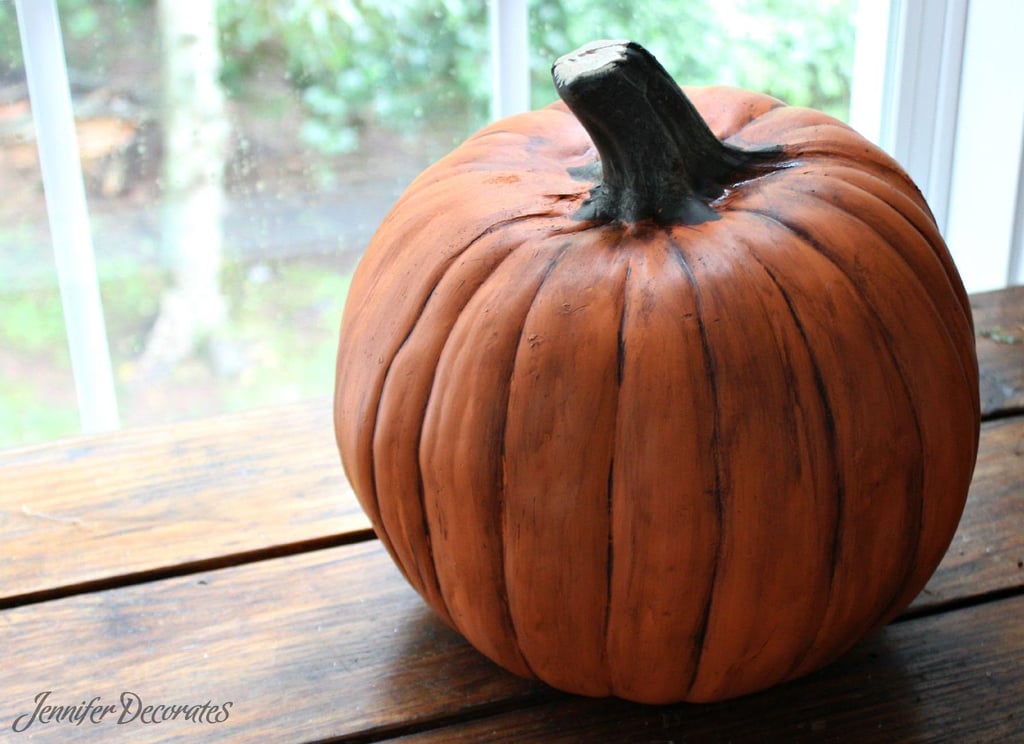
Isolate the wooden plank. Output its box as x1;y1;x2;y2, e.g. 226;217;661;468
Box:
910;415;1024;615
0;400;369;604
0;541;547;743
972;285;1024;416
392;595;1024;743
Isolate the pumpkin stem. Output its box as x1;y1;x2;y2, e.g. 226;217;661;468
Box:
552;40;781;225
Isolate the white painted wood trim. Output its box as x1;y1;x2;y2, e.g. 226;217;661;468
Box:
879;0;968;236
489;0;530;120
944;0;1024;292
14;0;120;433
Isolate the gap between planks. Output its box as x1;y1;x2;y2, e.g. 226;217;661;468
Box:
0;528;376;611
981;405;1024;423
307;693;567;744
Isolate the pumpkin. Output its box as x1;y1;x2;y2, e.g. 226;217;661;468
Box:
333;40;980;704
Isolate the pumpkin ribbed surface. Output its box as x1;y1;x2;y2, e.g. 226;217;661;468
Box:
334;42;979;704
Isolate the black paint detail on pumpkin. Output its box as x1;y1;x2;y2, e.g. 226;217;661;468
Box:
616;265;631;386
746;207;927;636
666;238;725;693
499;241;573;679
748;247;845;679
374;211;558;630
604;251;630;685
552;40;783;226
794;178;979;429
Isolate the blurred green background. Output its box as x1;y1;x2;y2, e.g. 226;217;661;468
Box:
0;0;855;448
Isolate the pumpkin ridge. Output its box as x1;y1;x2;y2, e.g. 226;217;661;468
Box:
781;165;935;251
420;233;576;679
395;242;529;631
774;179;978;442
615;263;631;388
725;160;966;344
501;235;629;695
387;212;568;363
603;241;723;701
669;224;852;699
603;451;616;681
746;249;845;680
736;196;969;412
795;147;923;207
369;212;562;626
664;237;726;697
497;241;574;681
744;208;928;637
716;111;799;152
789;155;921;211
777;167;978;410
726;112;921;201
782;181;979;430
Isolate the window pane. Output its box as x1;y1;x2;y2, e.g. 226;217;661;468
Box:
2;0;491;447
2;0;861;449
528;0;857;121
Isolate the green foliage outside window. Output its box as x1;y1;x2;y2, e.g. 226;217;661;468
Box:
2;0;855;152
215;0;855;152
0;0;856;447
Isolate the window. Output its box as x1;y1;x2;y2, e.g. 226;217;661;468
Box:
2;0;1018;449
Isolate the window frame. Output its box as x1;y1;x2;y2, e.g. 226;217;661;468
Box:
14;0;120;435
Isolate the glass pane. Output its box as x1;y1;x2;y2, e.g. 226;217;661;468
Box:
2;0;491;447
528;0;857;121
2;0;860;450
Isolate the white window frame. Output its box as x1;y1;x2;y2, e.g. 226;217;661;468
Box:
14;0;119;435
855;0;1024;293
490;0;530;119
942;0;1024;291
11;0;1020;440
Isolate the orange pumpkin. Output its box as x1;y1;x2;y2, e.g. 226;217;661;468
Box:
333;40;980;703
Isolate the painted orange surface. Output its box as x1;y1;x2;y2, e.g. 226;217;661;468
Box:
334;43;980;704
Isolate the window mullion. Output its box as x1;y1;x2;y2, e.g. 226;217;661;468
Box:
881;0;967;236
489;0;530;120
15;0;120;434
944;0;1024;292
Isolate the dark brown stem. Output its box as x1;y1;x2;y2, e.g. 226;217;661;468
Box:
552;40;782;225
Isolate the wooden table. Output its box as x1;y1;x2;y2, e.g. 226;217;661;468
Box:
2;286;1022;743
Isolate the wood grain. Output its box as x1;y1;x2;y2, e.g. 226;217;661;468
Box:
0;541;548;743
972;285;1024;416
395;594;1024;743
0;400;369;604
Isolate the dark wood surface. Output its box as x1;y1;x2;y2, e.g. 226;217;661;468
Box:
0;402;370;606
1;285;1021;742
